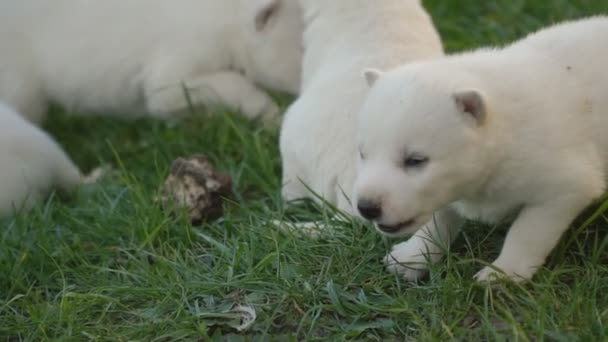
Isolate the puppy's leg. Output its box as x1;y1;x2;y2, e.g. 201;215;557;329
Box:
0;130;79;215
54;152;87;192
386;207;464;282
275;178;355;238
144;70;280;126
280;164;308;203
475;194;594;282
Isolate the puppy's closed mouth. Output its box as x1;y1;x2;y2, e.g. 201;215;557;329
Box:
377;218;416;234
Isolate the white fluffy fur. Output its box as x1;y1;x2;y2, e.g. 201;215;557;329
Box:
279;0;443;213
0;0;303;125
0;103;82;216
354;17;608;282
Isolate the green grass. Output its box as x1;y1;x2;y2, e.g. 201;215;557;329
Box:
3;1;608;340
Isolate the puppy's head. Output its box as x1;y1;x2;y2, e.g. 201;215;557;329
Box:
238;0;304;95
353;64;490;237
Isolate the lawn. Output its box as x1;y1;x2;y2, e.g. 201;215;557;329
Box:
3;1;608;340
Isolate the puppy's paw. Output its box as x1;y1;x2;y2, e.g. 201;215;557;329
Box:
474;261;535;283
256;101;282;129
81;165;112;185
271;219;323;239
384;241;433;282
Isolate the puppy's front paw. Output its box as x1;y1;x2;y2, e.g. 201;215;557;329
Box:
384;241;434;282
474;261;535;283
241;96;280;128
257;101;281;129
271;219;323;238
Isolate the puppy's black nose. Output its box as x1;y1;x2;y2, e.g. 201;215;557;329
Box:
357;199;382;220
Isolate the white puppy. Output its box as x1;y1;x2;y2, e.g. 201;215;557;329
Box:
354;17;608;282
0;103;84;216
279;0;443;214
0;0;303;126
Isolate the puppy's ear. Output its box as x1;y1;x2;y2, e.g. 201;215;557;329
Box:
255;0;281;32
453;89;486;125
363;68;384;87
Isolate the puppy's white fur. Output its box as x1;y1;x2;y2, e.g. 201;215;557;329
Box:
0;103;82;216
354;17;608;282
0;0;303;125
280;0;443;213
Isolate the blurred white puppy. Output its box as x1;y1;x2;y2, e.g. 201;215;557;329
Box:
0;0;303;126
280;0;443;213
0;103;84;216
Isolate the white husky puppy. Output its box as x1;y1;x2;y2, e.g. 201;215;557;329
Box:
0;103;84;216
0;0;303;126
279;0;443;213
354;17;608;282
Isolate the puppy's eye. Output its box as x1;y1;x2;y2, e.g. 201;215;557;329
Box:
404;154;429;169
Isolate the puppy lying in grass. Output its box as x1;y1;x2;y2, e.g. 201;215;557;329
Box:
279;0;443;215
0;0;303;127
0;103;86;216
354;17;608;282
